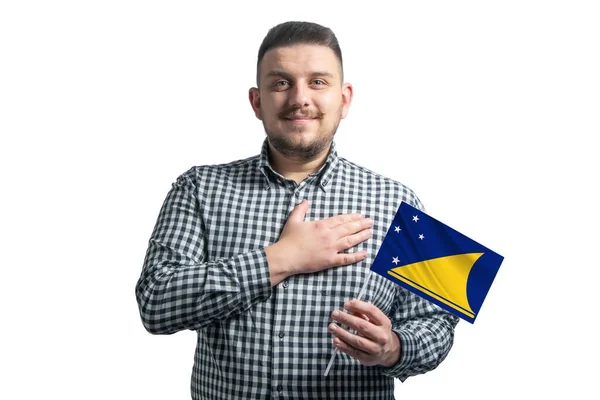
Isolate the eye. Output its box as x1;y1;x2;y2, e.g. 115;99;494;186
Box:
312;79;325;85
274;80;289;87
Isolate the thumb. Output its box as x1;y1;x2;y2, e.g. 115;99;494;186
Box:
288;199;309;223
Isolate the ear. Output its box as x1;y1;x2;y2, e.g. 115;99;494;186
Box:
340;82;353;119
249;87;262;120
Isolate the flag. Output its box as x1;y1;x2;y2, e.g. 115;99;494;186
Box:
370;201;503;323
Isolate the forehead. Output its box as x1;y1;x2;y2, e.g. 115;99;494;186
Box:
259;44;341;80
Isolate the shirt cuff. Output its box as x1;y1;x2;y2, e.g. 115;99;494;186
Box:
235;247;273;309
380;329;418;381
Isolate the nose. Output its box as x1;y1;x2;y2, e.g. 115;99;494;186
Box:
288;83;310;108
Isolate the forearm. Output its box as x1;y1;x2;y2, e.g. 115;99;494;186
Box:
136;244;272;334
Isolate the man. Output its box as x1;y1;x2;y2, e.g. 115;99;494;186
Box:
136;21;458;399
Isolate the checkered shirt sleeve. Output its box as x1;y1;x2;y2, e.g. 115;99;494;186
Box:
136;172;273;334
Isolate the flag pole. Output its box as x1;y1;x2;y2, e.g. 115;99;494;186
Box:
323;271;373;377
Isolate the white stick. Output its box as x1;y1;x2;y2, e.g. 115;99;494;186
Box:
323;271;373;377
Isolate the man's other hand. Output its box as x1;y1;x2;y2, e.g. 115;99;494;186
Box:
328;300;401;367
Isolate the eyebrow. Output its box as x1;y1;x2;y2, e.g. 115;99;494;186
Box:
264;70;336;80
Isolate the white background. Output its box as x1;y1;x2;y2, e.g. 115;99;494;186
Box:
1;1;598;399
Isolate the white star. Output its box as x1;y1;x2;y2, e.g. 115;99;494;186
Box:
392;257;400;265
412;215;419;223
394;226;401;233
418;234;425;240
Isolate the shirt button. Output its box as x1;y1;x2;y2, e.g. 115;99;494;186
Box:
278;331;285;339
277;384;283;392
295;191;300;197
283;280;289;288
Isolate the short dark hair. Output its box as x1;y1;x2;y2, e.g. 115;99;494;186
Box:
256;21;343;85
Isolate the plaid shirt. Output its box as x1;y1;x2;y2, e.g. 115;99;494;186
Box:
136;139;458;400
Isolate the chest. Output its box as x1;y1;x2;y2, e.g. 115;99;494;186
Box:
201;181;400;316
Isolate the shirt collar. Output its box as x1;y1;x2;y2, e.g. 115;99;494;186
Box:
258;138;339;192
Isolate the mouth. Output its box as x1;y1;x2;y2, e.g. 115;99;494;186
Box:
284;117;316;125
282;114;320;125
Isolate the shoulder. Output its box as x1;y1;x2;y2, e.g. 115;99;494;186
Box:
173;154;261;190
337;157;425;210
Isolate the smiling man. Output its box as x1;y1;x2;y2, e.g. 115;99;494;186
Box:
250;44;350;174
136;21;458;399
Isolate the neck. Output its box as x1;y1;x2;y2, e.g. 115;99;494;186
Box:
268;142;331;184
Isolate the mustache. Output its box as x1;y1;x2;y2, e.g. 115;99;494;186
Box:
278;107;324;119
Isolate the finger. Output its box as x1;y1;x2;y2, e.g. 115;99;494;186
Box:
331;310;379;343
328;323;379;355
334;227;373;251
344;300;389;327
354;311;370;324
331;218;373;240
287;199;309;223
332;337;377;366
343;311;369;335
321;213;364;229
330;250;368;267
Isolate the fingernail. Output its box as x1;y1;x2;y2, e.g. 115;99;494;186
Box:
332;310;339;318
329;323;337;331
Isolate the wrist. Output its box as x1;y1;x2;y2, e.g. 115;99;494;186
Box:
380;331;401;367
265;241;296;286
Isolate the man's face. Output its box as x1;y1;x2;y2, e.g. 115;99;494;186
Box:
249;44;353;161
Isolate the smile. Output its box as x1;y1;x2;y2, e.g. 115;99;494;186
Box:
284;117;317;125
287;119;314;125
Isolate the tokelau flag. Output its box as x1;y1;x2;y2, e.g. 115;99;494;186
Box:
370;202;503;323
